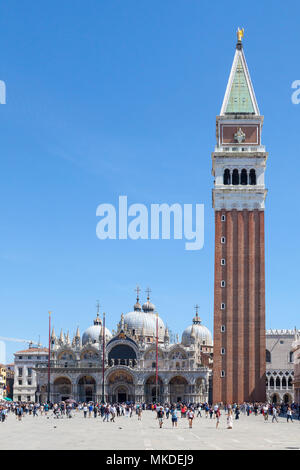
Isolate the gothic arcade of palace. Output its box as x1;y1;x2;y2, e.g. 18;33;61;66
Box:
35;295;213;404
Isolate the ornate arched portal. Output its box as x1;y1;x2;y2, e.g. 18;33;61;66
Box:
144;375;163;404
107;370;135;403
78;375;96;403
53;376;72;401
169;376;189;403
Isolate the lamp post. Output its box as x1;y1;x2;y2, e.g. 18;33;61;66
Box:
102;311;106;403
47;311;51;404
155;312;158;403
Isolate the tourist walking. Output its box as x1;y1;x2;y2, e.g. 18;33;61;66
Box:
17;405;23;422
103;405;110;422
171;407;178;428
272;406;278;423
262;404;268;422
157;405;164;428
187;408;195;429
227;406;233;429
110;405;116;422
216;408;221;429
287;406;293;423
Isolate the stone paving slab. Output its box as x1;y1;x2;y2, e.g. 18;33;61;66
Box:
0;411;299;450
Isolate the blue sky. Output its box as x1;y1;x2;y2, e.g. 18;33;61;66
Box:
1;1;300;362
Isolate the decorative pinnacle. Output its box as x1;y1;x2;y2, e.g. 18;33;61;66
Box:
96;300;100;315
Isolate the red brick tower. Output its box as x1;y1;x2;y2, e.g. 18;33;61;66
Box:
212;31;267;404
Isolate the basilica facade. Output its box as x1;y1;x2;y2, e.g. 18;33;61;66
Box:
35;293;213;404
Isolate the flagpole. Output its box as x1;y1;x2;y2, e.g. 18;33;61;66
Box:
47;311;51;404
156;312;158;403
102;312;106;403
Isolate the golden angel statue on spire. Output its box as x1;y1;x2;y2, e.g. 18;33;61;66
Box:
237;27;244;42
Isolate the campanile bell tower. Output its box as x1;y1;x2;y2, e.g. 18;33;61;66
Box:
212;29;267;404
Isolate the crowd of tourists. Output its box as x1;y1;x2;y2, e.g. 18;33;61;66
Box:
0;400;299;428
150;401;300;429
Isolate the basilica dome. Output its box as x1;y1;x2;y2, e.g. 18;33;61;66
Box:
181;311;213;346
82;314;112;345
124;295;165;339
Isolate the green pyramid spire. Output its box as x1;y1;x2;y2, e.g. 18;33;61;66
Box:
225;56;255;114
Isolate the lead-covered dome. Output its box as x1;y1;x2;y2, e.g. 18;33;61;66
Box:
82;314;112;345
124;311;159;336
123;293;165;339
181;311;212;346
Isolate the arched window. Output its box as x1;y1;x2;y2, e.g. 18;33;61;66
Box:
241;169;248;185
108;344;137;367
249;169;256;185
223;169;230;185
289;351;294;363
288;377;292;388
282;377;287;388
266;350;271;363
270;377;274;387
232;169;239;185
275;377;280;388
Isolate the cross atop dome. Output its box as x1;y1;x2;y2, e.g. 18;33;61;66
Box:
142;287;155;312
134;285;142;312
135;285;141;300
193;304;202;324
94;312;102;326
145;287;152;300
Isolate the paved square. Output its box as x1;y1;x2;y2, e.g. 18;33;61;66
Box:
0;411;299;450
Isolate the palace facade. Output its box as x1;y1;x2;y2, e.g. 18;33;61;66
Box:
292;331;300;404
266;329;298;404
